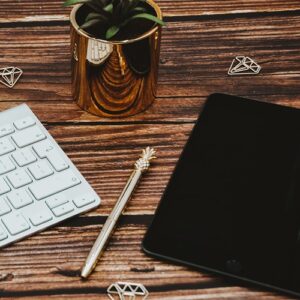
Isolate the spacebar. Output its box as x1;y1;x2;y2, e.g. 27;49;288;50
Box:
29;170;81;200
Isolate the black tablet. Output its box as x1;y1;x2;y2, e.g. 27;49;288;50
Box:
143;93;300;297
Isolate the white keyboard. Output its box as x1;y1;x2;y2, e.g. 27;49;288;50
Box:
0;104;101;247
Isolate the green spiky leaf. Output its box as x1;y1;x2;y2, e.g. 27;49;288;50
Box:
132;7;146;12
106;25;120;39
85;12;108;22
103;3;113;12
129;13;165;26
80;18;103;29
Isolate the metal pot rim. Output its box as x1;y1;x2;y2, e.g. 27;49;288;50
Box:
70;0;162;45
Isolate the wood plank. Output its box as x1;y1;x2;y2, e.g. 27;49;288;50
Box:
0;99;203;123
0;291;293;300
159;16;300;97
0;15;299;102
1;0;300;22
0;222;294;299
2;95;300;124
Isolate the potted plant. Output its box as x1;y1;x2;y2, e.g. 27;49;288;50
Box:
64;0;165;117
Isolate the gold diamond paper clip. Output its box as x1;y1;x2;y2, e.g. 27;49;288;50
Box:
107;282;149;300
228;56;261;75
0;67;23;88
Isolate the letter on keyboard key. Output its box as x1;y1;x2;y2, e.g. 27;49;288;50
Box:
7;190;33;209
29;170;81;200
0;138;15;156
0;224;7;241
2;212;30;235
0;178;10;195
0;124;14;138
0;155;15;175
14;117;35;130
51;202;74;217
7;169;32;189
29;207;53;226
73;193;96;208
0;198;11;216
12;126;46;148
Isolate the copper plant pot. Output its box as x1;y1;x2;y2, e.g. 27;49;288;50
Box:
70;0;162;118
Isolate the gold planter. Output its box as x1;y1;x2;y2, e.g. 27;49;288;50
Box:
70;0;162;118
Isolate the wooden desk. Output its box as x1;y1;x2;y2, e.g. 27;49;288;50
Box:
0;1;299;299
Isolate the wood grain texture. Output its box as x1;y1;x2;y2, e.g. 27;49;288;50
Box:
1;0;300;298
2;95;300;124
0;222;295;299
0;15;299;102
0;99;204;123
1;0;300;22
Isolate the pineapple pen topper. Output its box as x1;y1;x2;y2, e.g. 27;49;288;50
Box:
81;147;156;278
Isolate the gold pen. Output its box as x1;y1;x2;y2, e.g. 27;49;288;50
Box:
81;147;156;278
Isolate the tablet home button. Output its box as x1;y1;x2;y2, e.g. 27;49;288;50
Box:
226;259;242;274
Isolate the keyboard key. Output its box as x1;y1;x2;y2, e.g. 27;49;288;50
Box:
29;205;53;226
33;140;54;158
33;140;68;172
29;169;81;200
0;224;8;241
46;194;68;209
14;117;35;130
73;193;96;208
12;149;37;167
0;198;11;216
7;190;33;209
2;212;30;235
0;155;15;175
7;169;32;189
28;160;53;180
0;178;11;195
0;124;14;138
0;138;15;156
47;153;69;172
11;126;46;148
51;202;74;217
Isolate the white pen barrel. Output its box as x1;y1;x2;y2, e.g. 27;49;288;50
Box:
81;169;142;277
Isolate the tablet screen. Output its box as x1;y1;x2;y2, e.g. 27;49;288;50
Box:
143;94;300;296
